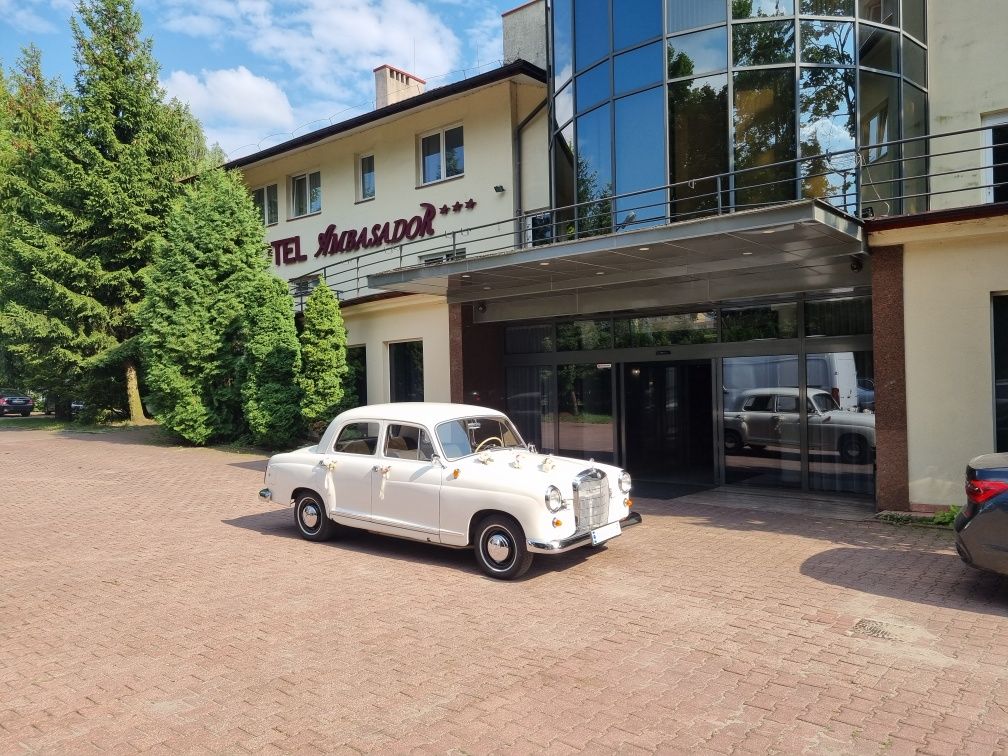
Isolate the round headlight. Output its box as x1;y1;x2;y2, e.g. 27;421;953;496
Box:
545;486;564;513
618;471;632;494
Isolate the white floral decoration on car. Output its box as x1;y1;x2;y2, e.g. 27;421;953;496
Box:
511;453;524;469
540;455;555;472
321;456;339;471
477;451;493;465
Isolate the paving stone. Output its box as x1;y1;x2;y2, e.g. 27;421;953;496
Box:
1;427;1007;753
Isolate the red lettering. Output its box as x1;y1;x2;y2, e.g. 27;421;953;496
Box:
405;215;423;239
357;227;373;248
273;239;284;265
316;225;336;257
390;218;408;243
420;203;437;236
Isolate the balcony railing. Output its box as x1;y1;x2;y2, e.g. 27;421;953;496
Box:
288;124;1007;309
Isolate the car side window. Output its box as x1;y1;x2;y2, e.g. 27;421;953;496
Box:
333;421;380;455
776;395;799;413
384;424;434;462
744;395;774;412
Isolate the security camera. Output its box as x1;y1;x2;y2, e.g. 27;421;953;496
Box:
850;256;863;273
476;301;487;314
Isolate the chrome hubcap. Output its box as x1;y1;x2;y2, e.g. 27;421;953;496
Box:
301;503;319;530
486;533;512;564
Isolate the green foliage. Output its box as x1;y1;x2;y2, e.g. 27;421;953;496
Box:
932;506;961;527
140;168;301;447
297;284;349;427
240;275;303;447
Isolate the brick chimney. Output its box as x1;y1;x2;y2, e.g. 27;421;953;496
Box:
373;65;426;109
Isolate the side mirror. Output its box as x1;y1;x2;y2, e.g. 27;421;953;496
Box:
431;453;445;468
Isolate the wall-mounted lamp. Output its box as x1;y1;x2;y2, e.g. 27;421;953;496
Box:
493;185;505;193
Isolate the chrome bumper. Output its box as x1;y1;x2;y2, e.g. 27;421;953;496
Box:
527;511;642;554
258;488;273;504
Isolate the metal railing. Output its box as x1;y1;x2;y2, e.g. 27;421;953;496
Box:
288;124;1007;309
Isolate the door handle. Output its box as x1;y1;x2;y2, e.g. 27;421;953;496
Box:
373;465;391;474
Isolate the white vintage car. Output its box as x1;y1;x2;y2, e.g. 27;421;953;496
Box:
259;402;641;579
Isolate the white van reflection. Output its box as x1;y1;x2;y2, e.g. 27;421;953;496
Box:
723;388;875;465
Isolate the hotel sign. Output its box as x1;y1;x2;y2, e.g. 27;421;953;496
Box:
271;199;478;266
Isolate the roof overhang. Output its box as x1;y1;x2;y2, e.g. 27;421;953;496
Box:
369;200;864;307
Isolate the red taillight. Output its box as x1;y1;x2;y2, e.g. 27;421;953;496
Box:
965;478;1008;505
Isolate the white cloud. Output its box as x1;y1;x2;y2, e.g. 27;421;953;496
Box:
162;66;295;130
0;0;60;34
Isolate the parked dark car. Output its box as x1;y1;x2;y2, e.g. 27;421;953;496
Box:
0;389;35;416
955;453;1008;575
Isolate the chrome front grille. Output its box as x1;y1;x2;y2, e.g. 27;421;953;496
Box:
573;469;609;534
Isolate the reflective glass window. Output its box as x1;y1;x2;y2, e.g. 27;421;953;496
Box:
993;125;1008;204
613;0;661;50
733;68;797;206
506;367;556;453
733;21;796;66
667;27;728;79
902;37;926;87
859;24;899;72
804;297;872;336
576;104;613;237
800;0;854;15
668;0;726;33
615;87;667;227
359;154;375;200
800;20;854;65
574;0;610;71
722;355;801;489
858;0;897;26
558;364;614;463
556;319;613;351
902;82;928;213
902;0;925;42
389;341;423;402
994;297;1008;452
575;61;610;113
800;66;856;209
445;126;464;178
555;80;574;127
614;312;719;347
553;123;576;238
733;0;795;18
614;41;663;96
334;422;380;455
859;72;900;214
807;351;876;495
722;303;799;341
554;0;573;88
505;324;554;354
669;74;729;217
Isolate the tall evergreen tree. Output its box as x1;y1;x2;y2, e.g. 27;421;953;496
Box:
0;47;108;414
297;284;349;429
139;168;302;447
60;0;201;420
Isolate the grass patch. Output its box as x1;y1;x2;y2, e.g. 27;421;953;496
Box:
876;506;961;529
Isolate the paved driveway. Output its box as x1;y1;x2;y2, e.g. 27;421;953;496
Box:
1;427;1007;754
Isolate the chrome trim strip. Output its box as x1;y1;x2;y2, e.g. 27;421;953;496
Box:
526;511;642;554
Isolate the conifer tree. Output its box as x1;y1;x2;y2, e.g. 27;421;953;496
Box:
297;284;349;429
140;168;302;447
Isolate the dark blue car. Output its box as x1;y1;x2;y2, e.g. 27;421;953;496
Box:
955;453;1008;575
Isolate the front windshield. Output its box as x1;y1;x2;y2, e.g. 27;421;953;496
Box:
812;393;840;413
435;416;526;460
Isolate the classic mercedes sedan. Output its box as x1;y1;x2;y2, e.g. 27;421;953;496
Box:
259;403;641;579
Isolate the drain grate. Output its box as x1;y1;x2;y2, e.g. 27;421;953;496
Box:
852;618;901;641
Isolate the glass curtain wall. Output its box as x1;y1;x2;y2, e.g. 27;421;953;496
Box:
549;0;927;224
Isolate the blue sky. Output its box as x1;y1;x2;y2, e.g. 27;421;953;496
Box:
0;0;518;160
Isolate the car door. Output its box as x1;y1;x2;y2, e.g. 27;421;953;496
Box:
774;394;801;449
740;394;775;445
326;420;380;524
370;423;443;540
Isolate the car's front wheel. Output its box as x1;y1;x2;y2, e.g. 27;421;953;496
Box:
295;491;337;541
474;514;533;580
838;434;868;465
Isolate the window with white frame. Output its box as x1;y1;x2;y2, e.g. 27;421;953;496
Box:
290;170;321;217
252;183;278;225
359;154;375;201
420;125;464;184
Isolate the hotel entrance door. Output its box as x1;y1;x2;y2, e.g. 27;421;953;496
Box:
623;362;715;484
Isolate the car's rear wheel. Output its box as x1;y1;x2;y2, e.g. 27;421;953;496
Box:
295;491;336;541
723;429;743;453
474;514;533;580
838;434;868;465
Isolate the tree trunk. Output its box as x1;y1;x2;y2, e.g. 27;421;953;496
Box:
124;359;148;423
